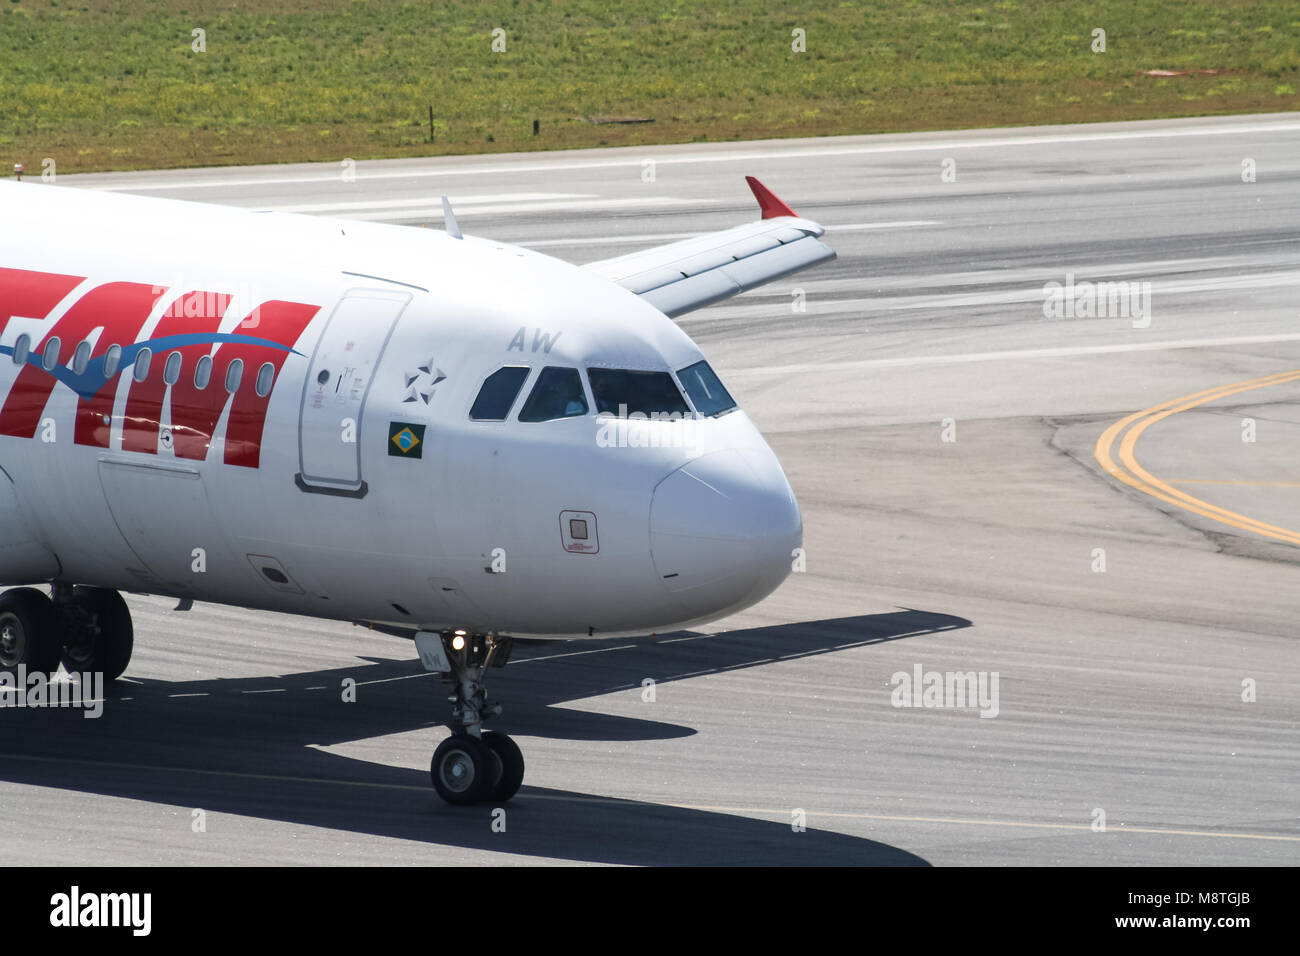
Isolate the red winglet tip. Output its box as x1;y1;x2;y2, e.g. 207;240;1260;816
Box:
745;175;799;219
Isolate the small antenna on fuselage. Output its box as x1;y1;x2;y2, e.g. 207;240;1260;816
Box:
441;195;463;240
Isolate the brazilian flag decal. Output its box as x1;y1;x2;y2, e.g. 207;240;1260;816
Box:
388;422;426;458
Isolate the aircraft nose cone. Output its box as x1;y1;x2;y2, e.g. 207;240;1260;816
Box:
650;448;802;619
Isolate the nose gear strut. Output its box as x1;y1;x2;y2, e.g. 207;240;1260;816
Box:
429;631;524;806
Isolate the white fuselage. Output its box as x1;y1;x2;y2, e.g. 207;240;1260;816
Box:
0;181;801;638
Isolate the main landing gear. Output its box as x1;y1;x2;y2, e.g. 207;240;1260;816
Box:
0;584;134;680
428;631;525;806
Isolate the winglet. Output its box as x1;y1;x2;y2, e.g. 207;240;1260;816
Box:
441;194;463;240
745;175;800;219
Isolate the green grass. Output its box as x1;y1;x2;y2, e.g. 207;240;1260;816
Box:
1;0;1297;173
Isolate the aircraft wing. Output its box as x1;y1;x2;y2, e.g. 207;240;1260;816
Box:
582;177;835;318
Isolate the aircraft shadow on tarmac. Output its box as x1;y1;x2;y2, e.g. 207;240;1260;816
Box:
0;608;968;865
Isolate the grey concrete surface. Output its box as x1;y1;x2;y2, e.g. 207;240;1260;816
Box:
3;114;1300;865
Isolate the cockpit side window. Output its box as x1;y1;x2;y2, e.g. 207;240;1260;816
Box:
676;360;737;417
587;368;690;417
470;365;530;421
518;367;588;423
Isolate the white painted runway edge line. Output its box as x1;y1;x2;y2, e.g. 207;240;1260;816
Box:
323;195;711;222
264;192;593;213
730;332;1300;377
86;119;1300;192
520;220;942;248
686;270;1300;320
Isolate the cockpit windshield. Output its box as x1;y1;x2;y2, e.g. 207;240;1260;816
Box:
470;366;530;421
518;367;589;422
676;360;737;417
587;368;690;417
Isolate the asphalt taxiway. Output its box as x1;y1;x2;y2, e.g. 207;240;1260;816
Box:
3;113;1299;864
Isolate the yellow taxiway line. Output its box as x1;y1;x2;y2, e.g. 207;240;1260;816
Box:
1095;370;1300;546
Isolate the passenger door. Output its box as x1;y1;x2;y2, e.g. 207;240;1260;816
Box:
296;289;410;496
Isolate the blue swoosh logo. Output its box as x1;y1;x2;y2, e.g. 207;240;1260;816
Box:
0;333;303;400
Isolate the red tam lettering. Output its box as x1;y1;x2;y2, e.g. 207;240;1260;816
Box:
0;268;84;340
0;279;163;441
0;268;86;433
168;300;318;468
122;290;231;455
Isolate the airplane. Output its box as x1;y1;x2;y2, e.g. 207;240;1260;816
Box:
0;172;834;805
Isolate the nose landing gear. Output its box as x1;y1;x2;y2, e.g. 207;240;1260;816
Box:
428;631;525;806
